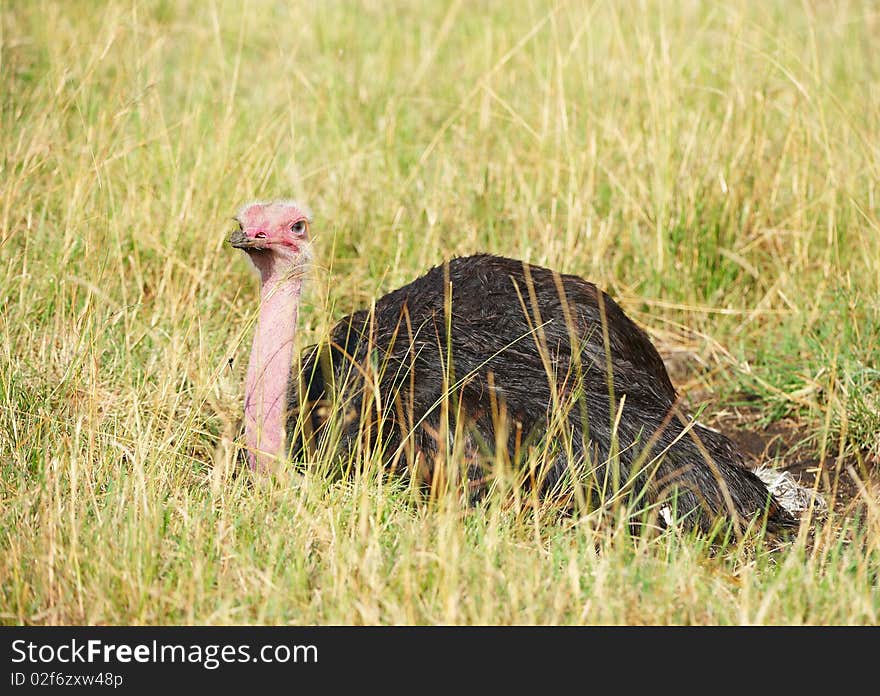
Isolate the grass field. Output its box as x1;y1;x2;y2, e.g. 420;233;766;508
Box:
2;0;879;624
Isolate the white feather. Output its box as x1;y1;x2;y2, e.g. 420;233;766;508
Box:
754;466;827;515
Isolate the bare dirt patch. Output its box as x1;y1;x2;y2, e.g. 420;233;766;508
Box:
712;405;880;518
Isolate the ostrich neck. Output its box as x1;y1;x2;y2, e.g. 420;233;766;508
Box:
244;272;302;471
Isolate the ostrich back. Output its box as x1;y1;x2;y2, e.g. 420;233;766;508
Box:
287;254;792;532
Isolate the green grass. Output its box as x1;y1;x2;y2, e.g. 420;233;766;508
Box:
2;0;879;624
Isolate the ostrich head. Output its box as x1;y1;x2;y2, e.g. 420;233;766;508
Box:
229;199;313;284
229;198;312;472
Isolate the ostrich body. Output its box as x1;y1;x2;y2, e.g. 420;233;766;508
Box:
230;200;794;533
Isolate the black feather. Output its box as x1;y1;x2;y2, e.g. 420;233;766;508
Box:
285;254;794;533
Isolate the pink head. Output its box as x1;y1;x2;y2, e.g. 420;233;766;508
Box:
231;199;312;472
229;199;313;283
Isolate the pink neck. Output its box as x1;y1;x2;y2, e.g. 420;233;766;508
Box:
244;268;302;472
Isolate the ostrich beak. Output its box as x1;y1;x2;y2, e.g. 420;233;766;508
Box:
228;228;262;250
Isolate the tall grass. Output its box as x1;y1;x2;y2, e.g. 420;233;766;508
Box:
1;0;878;624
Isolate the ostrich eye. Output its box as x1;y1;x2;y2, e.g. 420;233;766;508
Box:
290;220;307;236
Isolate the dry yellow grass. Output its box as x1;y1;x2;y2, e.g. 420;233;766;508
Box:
1;0;878;624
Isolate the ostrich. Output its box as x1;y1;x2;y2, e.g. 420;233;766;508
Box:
228;199;797;534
